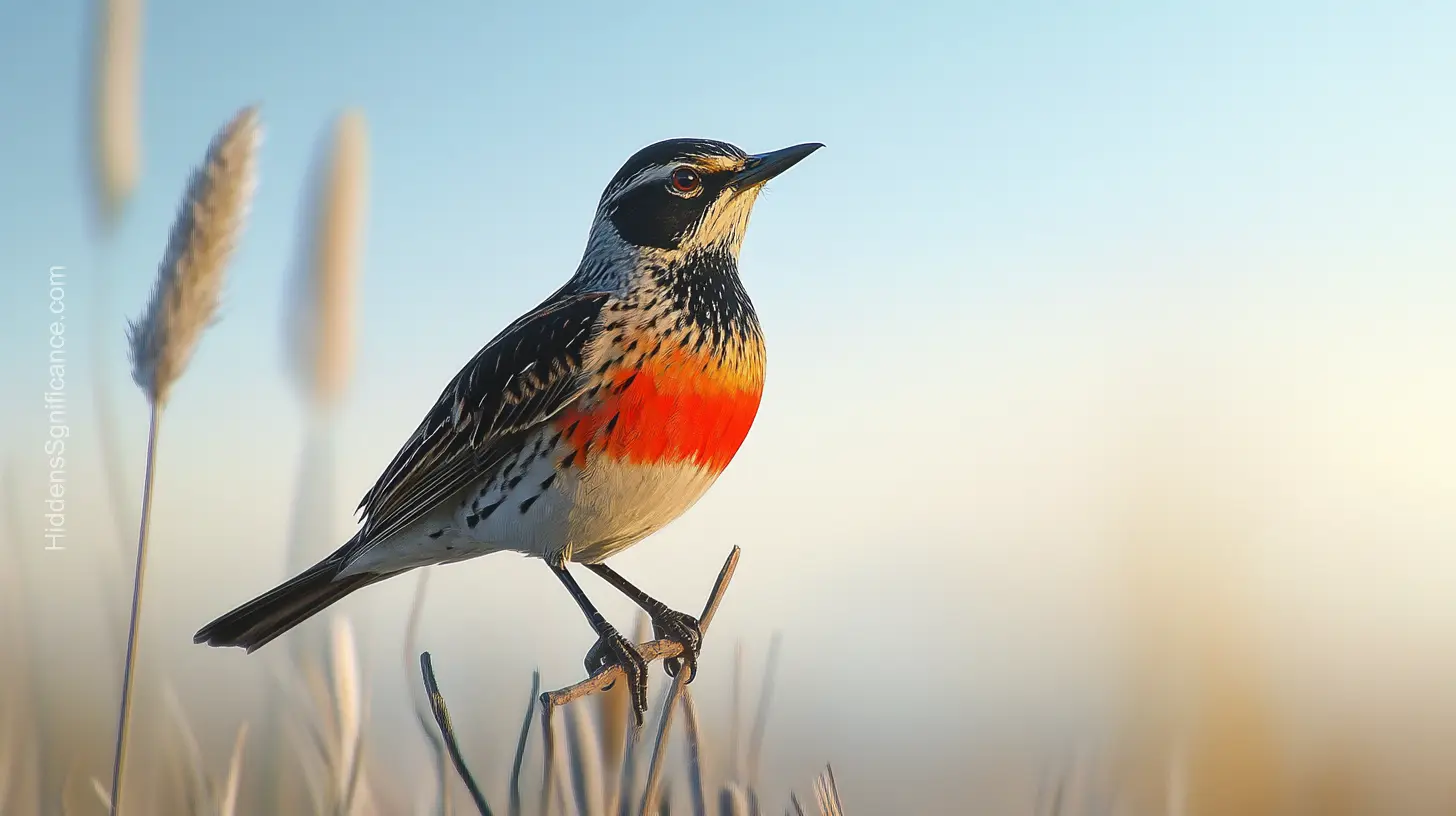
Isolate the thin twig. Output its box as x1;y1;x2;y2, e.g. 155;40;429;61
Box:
636;548;741;816
419;652;495;816
108;404;160;815
509;670;541;816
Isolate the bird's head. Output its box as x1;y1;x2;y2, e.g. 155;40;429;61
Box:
589;138;822;259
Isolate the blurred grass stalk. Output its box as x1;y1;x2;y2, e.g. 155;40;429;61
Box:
1;462;44;814
1107;387;1291;816
110;105;260;816
87;0;142;232
423;628;822;816
265;108;370;812
280;107;369;653
281;106;368;584
85;0;145;665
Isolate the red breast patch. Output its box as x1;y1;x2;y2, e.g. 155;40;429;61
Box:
558;348;763;473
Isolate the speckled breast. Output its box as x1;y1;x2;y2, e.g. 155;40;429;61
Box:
550;293;767;562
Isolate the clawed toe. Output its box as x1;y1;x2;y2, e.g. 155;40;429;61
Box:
653;610;702;683
585;630;648;724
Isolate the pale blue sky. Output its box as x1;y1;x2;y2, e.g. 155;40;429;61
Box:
4;2;1456;811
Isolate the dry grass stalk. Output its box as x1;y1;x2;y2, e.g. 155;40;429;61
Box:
510;670;542;816
110;104;261;816
289;109;369;414
811;766;844;816
631;548;741;816
745;631;782;793
540;698;557;816
728;642;743;783
403;571;453;816
423;549;740;816
601;615;648;816
678;689;708;816
1;464;43;816
419;652;496;816
277;616;376;816
109;687;250;816
327;616;368;814
161;685;210;812
218;724;249;816
718;784;750;816
88;0;143;230
565;705;605;816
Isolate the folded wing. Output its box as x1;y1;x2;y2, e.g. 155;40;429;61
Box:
352;291;611;550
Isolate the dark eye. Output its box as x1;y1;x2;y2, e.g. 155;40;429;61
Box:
670;167;701;193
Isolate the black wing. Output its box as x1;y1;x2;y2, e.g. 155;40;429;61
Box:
352;291;610;548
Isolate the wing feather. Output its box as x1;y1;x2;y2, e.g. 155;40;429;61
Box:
352;291;610;548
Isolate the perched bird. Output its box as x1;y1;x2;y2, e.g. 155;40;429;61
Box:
195;137;821;721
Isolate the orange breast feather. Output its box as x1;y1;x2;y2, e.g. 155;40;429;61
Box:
561;347;763;473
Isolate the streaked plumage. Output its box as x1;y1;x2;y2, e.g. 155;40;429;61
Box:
195;137;821;720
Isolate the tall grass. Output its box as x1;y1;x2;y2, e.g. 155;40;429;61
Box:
266;107;373;811
419;635;834;816
110;104;261;816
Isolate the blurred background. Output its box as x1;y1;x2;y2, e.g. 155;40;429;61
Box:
2;1;1455;813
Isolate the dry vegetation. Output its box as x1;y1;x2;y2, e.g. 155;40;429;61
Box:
1;3;848;814
7;3;1454;816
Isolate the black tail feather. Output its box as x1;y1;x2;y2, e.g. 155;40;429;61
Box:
193;555;381;653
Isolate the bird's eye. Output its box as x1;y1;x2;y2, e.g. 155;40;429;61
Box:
670;167;701;193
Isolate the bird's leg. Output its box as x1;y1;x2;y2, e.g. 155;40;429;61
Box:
584;563;702;683
548;559;649;723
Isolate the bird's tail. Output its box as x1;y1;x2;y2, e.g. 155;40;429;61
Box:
193;548;382;653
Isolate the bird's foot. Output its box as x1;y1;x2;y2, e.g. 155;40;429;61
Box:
585;628;649;725
652;609;702;683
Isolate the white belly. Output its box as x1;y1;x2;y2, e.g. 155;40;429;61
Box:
453;448;722;563
340;428;724;577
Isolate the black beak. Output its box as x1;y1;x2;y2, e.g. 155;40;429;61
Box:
732;142;824;188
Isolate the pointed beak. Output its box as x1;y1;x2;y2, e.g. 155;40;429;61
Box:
731;142;824;189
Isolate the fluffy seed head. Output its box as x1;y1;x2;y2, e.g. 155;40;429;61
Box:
288;109;369;413
89;0;143;231
127;105;260;406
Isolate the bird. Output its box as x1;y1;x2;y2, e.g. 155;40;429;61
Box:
194;137;821;722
